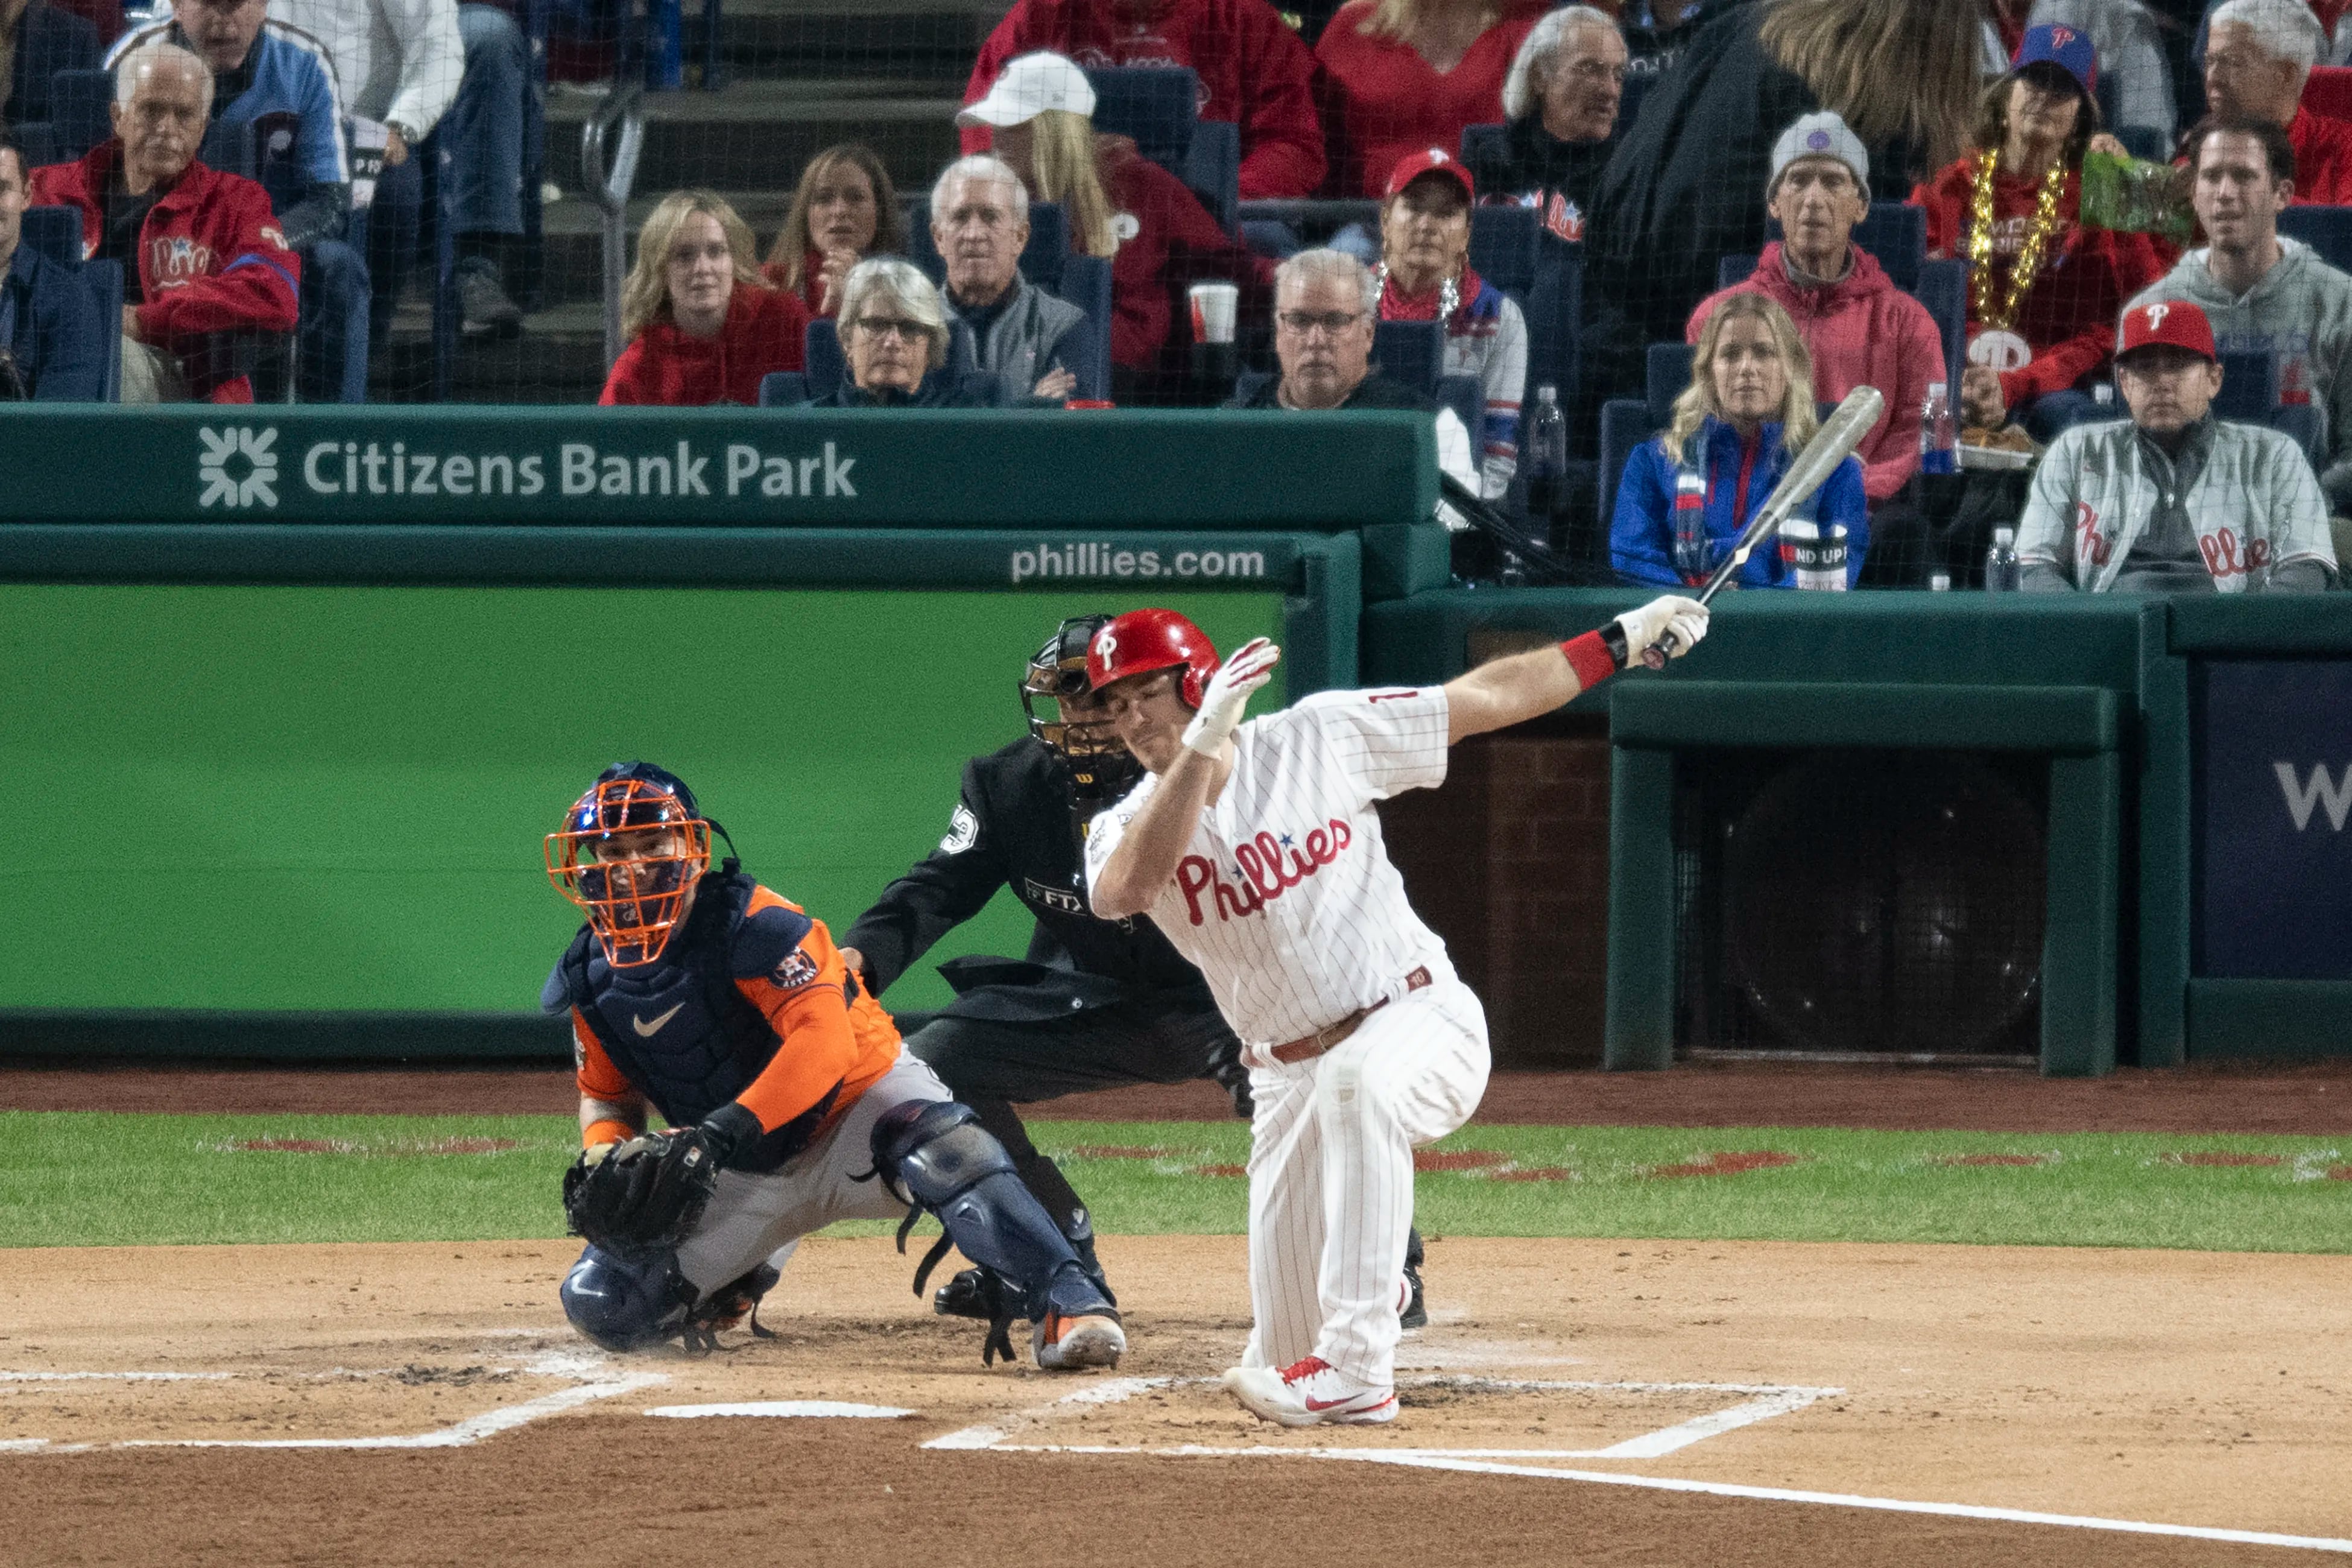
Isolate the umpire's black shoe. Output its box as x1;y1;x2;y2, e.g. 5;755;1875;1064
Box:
1400;1261;1428;1330
934;1266;1010;1322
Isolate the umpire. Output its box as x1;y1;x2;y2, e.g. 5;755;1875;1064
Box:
840;615;1424;1324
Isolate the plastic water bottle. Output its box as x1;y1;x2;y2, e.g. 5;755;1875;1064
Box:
1920;381;1958;475
1984;526;2022;592
1525;384;1569;519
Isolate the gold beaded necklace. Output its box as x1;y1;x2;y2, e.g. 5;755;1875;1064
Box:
1965;147;2071;333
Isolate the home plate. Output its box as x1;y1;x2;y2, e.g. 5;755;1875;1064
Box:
645;1401;915;1420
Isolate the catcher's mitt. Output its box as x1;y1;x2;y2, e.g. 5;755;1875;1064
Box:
562;1130;719;1260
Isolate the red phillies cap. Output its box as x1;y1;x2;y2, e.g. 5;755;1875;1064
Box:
2117;299;2218;362
1087;607;1221;708
1383;147;1475;203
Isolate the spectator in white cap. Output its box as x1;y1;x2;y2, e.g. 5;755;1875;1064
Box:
1686;112;1946;536
1461;5;1625;244
961;49;1269;399
2202;0;2352;205
2017;299;2337;591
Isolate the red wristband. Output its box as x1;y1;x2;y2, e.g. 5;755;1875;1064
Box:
1560;630;1617;692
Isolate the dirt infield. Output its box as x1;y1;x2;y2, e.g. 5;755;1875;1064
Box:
3;1234;2346;1566
6;1058;2349;1133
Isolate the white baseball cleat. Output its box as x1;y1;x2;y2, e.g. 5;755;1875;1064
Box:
1224;1356;1397;1427
1034;1310;1126;1371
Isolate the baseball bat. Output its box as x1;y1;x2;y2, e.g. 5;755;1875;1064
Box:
1640;384;1886;670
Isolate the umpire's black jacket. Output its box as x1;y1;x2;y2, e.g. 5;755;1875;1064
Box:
841;738;1215;1023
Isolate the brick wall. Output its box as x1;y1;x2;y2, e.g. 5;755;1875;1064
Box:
1383;720;1614;1067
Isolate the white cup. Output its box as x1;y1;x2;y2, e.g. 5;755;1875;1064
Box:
1188;282;1239;345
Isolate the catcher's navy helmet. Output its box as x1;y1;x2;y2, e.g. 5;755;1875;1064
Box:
546;762;715;967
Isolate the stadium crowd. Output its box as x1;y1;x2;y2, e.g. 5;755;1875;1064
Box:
2;0;2348;587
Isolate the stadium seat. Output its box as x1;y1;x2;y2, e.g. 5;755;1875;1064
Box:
46;68;111;161
1373;320;1444;391
21;206;121;401
1183;120;1241;234
1524;235;1581;410
1084;66;1199;173
2278;205;2352;272
1054;253;1113;399
1458;122;1506;171
2214;349;2280;421
1850;204;1926;291
1645;341;1692;425
758;371;809;406
1468;204;1538;296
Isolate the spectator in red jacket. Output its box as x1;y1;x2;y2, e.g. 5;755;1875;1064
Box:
2205;0;2352;204
29;40;297;402
1691;112;1946;507
1914;24;2163;441
963;51;1271;397
961;0;1326;200
758;145;907;320
602;189;809;406
1315;0;1548;198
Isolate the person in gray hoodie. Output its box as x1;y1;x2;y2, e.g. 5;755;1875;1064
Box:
931;154;1091;402
2130;116;2352;513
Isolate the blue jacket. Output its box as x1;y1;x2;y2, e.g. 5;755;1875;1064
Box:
1611;414;1870;589
2;244;104;402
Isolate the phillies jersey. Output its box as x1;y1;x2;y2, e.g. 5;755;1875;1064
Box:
1084;688;1452;1048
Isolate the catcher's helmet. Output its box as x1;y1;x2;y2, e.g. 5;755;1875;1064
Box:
1022;615;1141;801
545;762;714;967
1086;608;1220;709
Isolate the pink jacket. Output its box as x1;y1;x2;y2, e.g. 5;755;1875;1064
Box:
1686;243;1946;504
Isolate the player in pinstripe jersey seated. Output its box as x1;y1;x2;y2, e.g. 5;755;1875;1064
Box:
1084;598;1704;1426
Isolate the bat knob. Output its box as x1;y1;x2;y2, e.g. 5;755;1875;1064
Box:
1640;639;1672;671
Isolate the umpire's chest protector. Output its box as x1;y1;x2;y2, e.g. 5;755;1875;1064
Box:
546;874;812;1131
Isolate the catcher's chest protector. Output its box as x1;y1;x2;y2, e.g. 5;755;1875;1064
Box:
560;882;784;1130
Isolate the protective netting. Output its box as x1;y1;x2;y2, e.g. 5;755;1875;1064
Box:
1673;748;2049;1058
11;0;2325;588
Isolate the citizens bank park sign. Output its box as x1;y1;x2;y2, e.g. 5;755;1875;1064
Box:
0;408;1437;532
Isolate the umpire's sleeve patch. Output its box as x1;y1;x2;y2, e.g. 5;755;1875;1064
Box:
772;947;822;990
940;802;979;855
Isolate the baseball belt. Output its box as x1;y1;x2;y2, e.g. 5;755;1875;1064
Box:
1268;967;1433;1064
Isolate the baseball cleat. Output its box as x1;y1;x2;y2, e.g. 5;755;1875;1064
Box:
1034;1310;1125;1371
1224;1356;1397;1427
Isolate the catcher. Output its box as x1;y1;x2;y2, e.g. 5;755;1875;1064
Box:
542;760;1125;1369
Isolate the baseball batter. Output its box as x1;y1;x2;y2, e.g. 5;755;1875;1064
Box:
542;760;1124;1370
1084;598;1708;1424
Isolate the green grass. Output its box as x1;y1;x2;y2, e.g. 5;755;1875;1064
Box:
1;1113;2346;1253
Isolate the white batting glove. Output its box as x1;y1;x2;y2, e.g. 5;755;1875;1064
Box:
1616;595;1709;664
1182;637;1281;757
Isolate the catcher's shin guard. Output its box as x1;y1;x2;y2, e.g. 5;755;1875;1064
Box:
870;1101;1118;1362
560;1245;695;1351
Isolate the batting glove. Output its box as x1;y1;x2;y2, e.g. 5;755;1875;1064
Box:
1182;637;1281;758
1616;596;1709;665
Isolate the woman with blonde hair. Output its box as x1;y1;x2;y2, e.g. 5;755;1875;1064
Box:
1315;0;1550;198
601;190;809;406
759;145;908;318
1611;292;1868;588
1583;0;1984;413
961;50;1269;393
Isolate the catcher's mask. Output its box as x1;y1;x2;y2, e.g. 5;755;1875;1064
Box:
545;762;716;967
1021;615;1141;801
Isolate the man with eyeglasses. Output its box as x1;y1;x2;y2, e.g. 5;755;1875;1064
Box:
1224;247;1479;499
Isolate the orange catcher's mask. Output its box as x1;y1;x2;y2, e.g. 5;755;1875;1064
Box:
545;763;714;967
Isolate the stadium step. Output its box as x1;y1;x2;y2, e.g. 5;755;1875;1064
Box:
543;77;963;206
707;0;1007;86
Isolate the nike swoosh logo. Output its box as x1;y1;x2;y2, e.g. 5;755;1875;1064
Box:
631;1004;686;1037
1304;1391;1387;1412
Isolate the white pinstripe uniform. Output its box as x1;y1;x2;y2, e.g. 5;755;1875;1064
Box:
1084;688;1490;1388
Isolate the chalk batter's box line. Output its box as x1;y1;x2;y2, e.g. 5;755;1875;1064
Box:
928;1376;2352;1558
0;1363;667;1453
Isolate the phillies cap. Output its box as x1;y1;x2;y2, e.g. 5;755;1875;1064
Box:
959;52;1095;128
1383;146;1475;203
1768;111;1870;195
2117;299;2218;362
2014;23;2098;100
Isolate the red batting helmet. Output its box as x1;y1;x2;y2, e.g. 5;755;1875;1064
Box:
1086;609;1221;709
